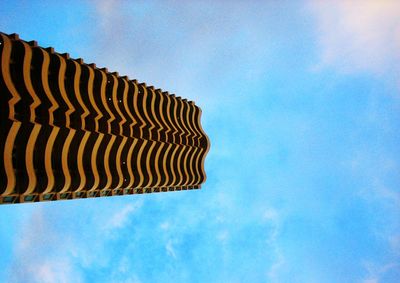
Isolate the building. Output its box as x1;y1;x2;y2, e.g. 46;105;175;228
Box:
0;32;210;204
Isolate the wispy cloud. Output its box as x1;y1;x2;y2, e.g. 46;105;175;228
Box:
103;201;143;231
85;0;284;112
262;207;284;282
362;261;400;283
6;198;145;282
345;117;400;282
308;0;400;76
7;208;84;283
165;239;177;259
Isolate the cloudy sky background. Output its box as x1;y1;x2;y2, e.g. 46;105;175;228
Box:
1;1;399;282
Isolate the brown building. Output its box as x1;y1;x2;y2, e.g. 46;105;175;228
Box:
0;32;210;204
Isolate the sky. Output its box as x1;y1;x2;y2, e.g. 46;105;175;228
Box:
0;1;400;282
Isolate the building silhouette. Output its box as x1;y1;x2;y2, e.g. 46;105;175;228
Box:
0;32;210;204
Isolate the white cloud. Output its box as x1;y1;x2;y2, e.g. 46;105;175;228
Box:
308;0;400;75
263;207;279;222
260;207;285;282
216;230;229;242
34;260;82;283
362;262;400;283
110;256;143;283
388;234;400;256
103;201;143;231
8;209;84;283
86;0;279;112
6;199;145;282
267;250;285;283
159;221;170;230
165;239;177;259
114;277;142;283
357;177;400;212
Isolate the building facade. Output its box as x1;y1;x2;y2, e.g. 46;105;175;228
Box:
0;32;210;204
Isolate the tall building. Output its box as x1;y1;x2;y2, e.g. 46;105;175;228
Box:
0;32;210;204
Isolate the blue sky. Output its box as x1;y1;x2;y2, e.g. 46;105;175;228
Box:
1;1;400;282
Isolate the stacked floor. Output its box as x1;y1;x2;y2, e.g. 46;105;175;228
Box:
0;32;210;204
